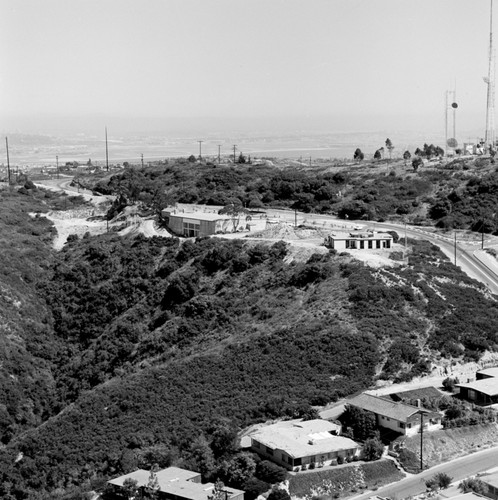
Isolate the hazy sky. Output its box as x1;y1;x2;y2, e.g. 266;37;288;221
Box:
0;0;495;136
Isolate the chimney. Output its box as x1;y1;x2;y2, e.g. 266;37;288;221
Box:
416;399;421;408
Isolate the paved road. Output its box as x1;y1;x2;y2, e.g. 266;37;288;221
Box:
264;208;498;296
352;446;498;500
374;221;498;296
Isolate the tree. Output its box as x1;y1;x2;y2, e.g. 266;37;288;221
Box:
403;150;411;166
353;148;365;161
218;203;250;232
188;155;197;163
255;460;288;484
238;153;247;164
442;376;459;392
267;488;291;500
243;477;271;500
385;138;394;160
188;435;216;478
340;405;377;441
144;464;160;498
362;437;384;461
426;472;453;491
459;478;486;495
217;452;257;488
208;480;229;500
122;478;140;499
374;149;382;161
412;157;423;172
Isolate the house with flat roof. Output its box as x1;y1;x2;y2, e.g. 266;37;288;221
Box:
324;230;393;251
249;419;360;470
162;208;238;237
347;393;442;436
107;466;244;500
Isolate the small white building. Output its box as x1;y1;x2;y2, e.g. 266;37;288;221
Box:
250;419;360;470
324;230;393;251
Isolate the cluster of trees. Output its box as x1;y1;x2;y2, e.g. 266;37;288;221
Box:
90;161;435;222
428;171;498;232
354;139;443;166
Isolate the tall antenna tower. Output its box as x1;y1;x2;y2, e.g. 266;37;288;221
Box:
485;0;496;148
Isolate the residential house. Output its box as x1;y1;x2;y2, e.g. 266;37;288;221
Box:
456;378;498;405
250;418;360;470
347;393;442;437
324;230;393;251
476;470;498;499
107;466;244;500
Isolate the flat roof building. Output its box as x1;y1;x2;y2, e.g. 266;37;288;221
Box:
108;466;244;500
250;419;359;470
324;230;393;251
162;208;238;237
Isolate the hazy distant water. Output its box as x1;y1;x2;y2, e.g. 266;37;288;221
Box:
2;130;449;166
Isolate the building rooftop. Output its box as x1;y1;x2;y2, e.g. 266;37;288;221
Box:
347;393;438;421
250;419;356;458
327;230;393;240
108;466;201;488
480;469;498;488
386;386;443;402
108;467;243;500
456;377;498;397
477;367;498;378
162;209;232;222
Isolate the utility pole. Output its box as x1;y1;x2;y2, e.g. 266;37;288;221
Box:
5;137;11;185
198;140;203;161
56;155;59;179
420;412;424;472
141;153;144;169
105;126;109;172
233;145;237;164
218;145;221;164
454;232;457;265
309;156;312;167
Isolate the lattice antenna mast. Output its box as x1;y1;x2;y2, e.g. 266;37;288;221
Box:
485;0;496;147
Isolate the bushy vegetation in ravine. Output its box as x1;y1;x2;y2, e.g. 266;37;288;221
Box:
2;163;498;498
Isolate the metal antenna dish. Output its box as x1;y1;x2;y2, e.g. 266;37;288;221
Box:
451;102;458;109
447;138;458;148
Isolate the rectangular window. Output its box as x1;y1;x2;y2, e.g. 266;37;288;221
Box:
407;423;412;429
360;241;364;249
386;240;391;248
376;240;381;249
294;458;302;466
368;240;373;249
398;422;405;429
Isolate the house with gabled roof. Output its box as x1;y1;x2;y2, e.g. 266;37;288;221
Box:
249;419;360;470
347;393;442;437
